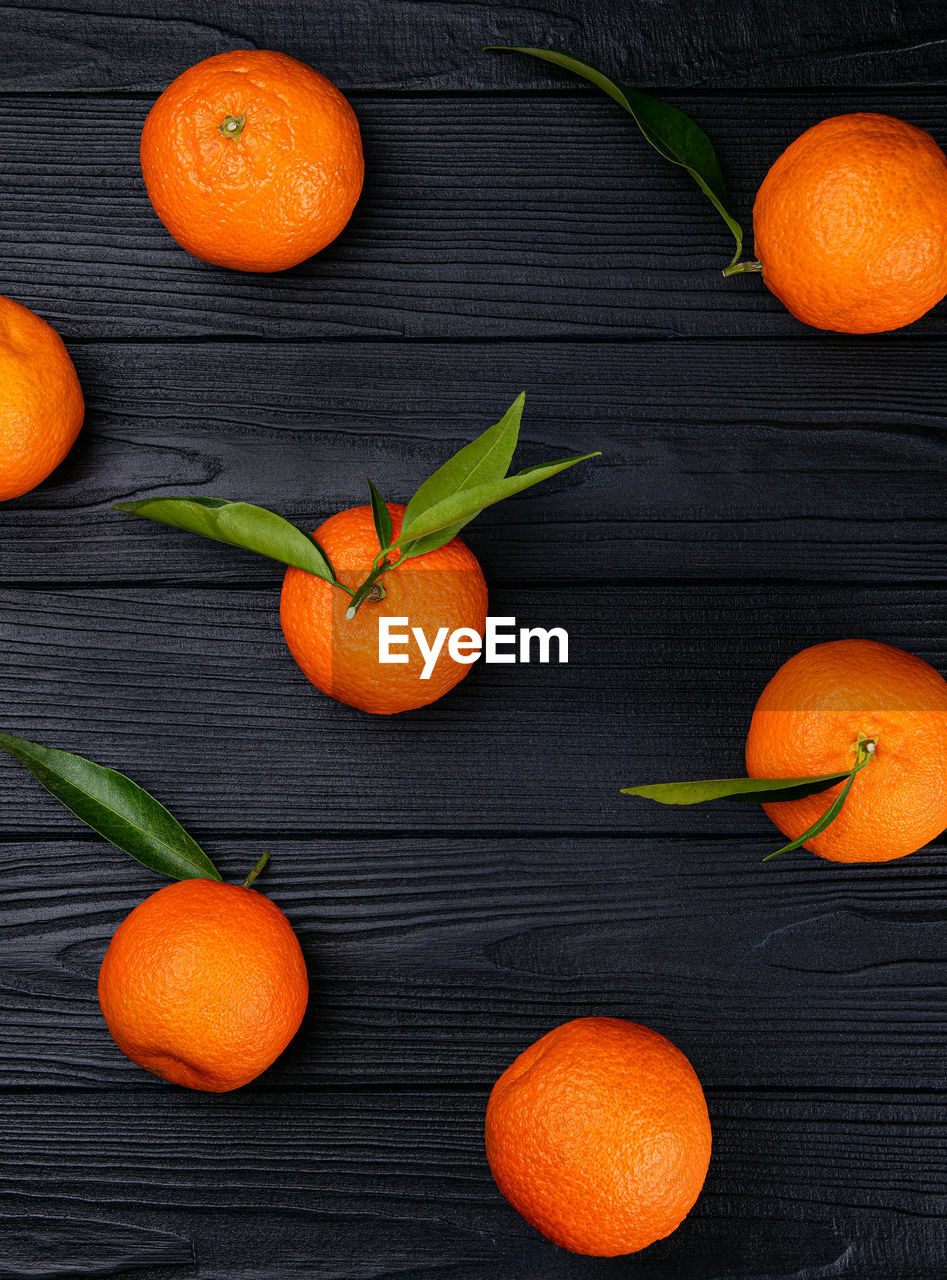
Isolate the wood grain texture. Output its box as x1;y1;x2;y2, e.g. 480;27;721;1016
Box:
3;338;947;584
0;582;944;834
0;92;945;340
0;1214;192;1278
2;0;945;91
2;4;946;1276
1;836;945;1091
1;1090;943;1279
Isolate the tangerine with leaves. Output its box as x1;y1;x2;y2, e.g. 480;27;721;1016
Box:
141;50;364;272
281;502;487;714
624;639;947;863
0;733;307;1092
485;1017;712;1257
745;640;947;863
115;394;599;715
492;50;947;333
0;294;84;502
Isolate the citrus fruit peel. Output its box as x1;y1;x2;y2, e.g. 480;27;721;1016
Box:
624;733;875;862
113;393;600;619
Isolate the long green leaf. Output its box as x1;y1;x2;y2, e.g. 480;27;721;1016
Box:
622;772;853;806
762;778;856;861
114;497;340;585
398;452;600;548
366;478;393;551
763;741;874;861
398;393;526;555
488;46;743;267
0;733;222;881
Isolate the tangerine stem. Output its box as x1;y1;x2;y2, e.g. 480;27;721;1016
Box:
345;551;407;619
242;851;270;889
345;562;390;619
218;113;246;141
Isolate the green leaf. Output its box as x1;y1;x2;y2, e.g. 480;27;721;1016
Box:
621;772;852;806
762;778;855;861
0;732;222;882
366;479;393;551
398;452;600;549
114;497;340;585
763;740;875;861
397;393;526;555
488;46;744;268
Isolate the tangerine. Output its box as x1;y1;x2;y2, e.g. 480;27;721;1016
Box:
745;639;947;862
141;50;363;272
485;1017;711;1256
98;877;308;1092
753;113;947;333
0;294;83;502
280;502;488;714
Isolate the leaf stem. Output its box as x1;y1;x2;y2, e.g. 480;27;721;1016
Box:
242;851;270;889
722;259;763;277
345;550;410;620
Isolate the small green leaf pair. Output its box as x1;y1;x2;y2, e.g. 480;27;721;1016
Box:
622;737;876;861
115;394;600;618
488;47;762;275
0;732;267;885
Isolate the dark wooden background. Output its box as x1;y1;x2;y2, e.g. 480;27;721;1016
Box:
1;2;945;1276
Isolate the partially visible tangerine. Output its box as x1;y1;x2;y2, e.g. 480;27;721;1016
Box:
745;639;947;862
485;1017;712;1257
0;294;84;502
98;877;308;1092
753;113;947;333
141;49;364;272
280;503;488;715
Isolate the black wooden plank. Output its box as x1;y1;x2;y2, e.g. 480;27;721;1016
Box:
1;92;945;340
0;1090;943;1278
1;835;944;1092
3;0;945;91
3;338;947;584
0;1212;192;1278
0;582;944;835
